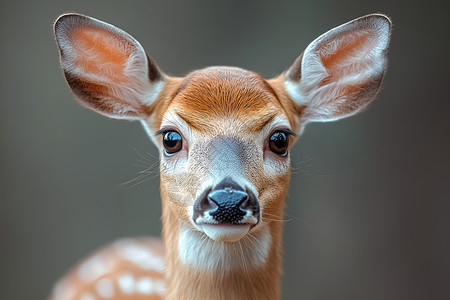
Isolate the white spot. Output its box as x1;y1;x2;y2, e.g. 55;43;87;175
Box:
154;280;165;295
178;224;271;271
136;277;154;294
113;239;164;271
79;292;96;300
52;278;77;300
118;273;135;294
95;278;115;298
78;254;108;282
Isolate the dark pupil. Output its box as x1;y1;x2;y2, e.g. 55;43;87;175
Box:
164;132;181;148
271;132;287;149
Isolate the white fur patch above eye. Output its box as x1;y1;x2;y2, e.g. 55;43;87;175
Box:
178;224;271;271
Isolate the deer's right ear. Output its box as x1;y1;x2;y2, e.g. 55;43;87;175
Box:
54;13;165;120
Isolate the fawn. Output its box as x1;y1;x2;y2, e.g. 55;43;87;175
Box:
51;13;391;300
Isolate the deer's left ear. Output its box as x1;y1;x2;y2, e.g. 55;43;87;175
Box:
284;14;391;123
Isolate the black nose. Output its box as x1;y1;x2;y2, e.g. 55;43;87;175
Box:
208;189;248;223
193;177;259;224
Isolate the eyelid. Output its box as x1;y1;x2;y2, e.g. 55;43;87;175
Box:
273;128;297;137
155;127;171;137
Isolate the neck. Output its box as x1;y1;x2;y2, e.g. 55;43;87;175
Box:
161;199;284;300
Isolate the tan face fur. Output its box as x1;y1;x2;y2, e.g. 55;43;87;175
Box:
144;67;295;242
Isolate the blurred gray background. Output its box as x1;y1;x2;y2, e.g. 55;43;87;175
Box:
1;0;449;299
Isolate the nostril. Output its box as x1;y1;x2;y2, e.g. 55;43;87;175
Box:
198;189;218;212
239;197;250;210
240;189;259;217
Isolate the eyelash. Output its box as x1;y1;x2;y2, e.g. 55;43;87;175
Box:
273;129;296;138
155;128;171;137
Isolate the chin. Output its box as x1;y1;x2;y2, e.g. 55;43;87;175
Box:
198;223;252;243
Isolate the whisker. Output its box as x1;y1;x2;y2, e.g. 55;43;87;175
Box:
262;211;311;228
290;154;330;183
261;212;292;222
262;217;292;223
118;175;153;189
117;147;160;189
145;151;159;160
132;147;158;162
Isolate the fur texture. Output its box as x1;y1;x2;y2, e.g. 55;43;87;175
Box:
51;13;391;300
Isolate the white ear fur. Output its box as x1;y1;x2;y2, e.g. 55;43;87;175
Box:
285;14;391;123
54;13;165;120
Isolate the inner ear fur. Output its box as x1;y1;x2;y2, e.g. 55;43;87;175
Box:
284;14;392;123
54;13;165;120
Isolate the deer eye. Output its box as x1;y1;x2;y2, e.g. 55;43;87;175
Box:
163;131;182;155
269;131;289;156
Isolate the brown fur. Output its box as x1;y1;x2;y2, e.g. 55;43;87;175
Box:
170;67;285;131
52;13;390;300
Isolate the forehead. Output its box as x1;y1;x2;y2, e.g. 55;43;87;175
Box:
169;67;284;132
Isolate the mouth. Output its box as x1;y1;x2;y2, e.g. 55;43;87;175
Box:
197;223;252;242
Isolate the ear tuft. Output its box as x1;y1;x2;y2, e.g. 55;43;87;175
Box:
54;13;164;120
284;14;391;123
